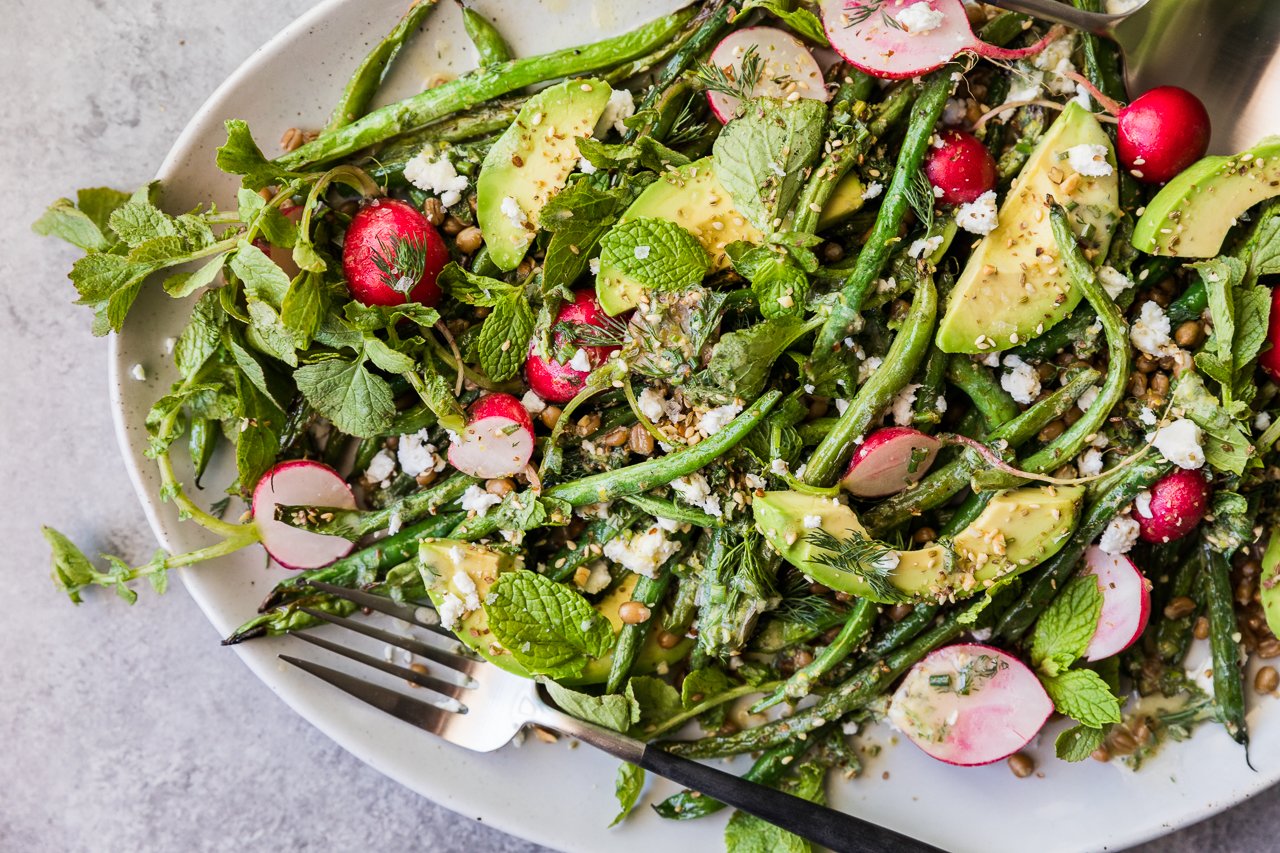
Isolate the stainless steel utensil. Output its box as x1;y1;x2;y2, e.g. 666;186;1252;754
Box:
984;0;1280;153
279;581;940;853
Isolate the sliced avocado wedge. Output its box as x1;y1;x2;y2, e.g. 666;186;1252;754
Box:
753;487;1084;603
816;172;867;231
476;78;613;271
936;102;1120;354
596;157;762;315
420;539;687;685
1133;137;1280;257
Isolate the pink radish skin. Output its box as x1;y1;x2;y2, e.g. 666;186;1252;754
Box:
1261;286;1280;381
820;0;1064;80
448;393;536;479
1134;469;1211;544
706;27;829;123
524;290;620;403
1072;77;1211;185
841;427;941;498
1082;546;1151;661
925;130;996;206
252;461;357;571
888;643;1053;766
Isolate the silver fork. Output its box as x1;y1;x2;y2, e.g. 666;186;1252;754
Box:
280;580;940;853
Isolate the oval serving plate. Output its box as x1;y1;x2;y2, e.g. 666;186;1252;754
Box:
109;1;1279;850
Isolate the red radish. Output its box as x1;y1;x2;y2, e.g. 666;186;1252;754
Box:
448;392;536;478
252;461;356;571
1081;546;1151;661
342;198;448;307
820;0;1064;81
1134;469;1211;544
705;27;829;123
1260;287;1280;381
888;643;1052;766
524;289;621;403
924;130;996;206
841;427;941;498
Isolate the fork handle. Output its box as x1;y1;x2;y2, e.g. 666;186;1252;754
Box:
637;745;942;853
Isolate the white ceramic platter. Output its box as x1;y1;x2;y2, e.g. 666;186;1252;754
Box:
109;1;1279;850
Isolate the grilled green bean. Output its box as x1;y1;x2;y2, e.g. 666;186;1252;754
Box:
457;1;511;66
752;598;876;712
545;506;642;583
1205;546;1249;746
947;355;1019;429
1157;547;1205;665
327;1;440;131
275;471;476;539
653;733;817;820
606;552;685;693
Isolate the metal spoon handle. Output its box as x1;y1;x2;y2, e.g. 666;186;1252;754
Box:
980;0;1133;35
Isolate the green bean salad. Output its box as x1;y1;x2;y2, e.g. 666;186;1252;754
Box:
36;0;1280;845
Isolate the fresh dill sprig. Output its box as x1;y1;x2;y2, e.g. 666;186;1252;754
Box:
805;528;910;603
371;233;428;294
731;528;778;599
665;94;708;147
774;570;845;628
903;168;937;234
693;45;763;105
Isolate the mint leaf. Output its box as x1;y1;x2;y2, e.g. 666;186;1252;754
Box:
164;254;226;298
411;370;468;434
230;240;291;308
438;262;515;306
1030;575;1102;676
739;0;828;44
478;289;535;382
69;253;153;334
362;335;417;374
727;242;809;320
712;97;826;235
234;370;284;491
1171;372;1254;474
627;676;684;730
175;291;227;379
1041;669;1122;727
598;217;710;293
224;336;291;409
540;181;630;293
1055;723;1107;762
77;187;133;236
109;200;178;247
610;762;646;827
577;136;690;173
1204;491;1254;553
280;272;329;346
44;526;97;604
697;316;815;403
32;197;109;251
486;570;616;678
1244;204;1280;281
725;762;824;853
682;666;733;731
542;679;638;733
217;119;300;190
1192;257;1244;367
294;355;396;438
245;300;301;367
236;187;298;248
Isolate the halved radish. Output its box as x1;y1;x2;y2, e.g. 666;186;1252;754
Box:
448;392;536;478
525;289;620;403
1081;546;1151;661
1134;468;1211;544
342;198;448;307
840;427;940;498
888;643;1052;766
252;461;357;571
706;27;830;122
820;0;1062;80
925;129;996;206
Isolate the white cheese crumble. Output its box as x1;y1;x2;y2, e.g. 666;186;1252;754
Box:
453;570;481;611
1031;34;1078;96
460;484;503;516
1134;489;1154;519
698;402;743;434
634;244;651;260
403;151;469;207
835;398;850;416
602;526;681;578
437;592;467;630
907;234;944;259
1256;411;1273;432
1139;407;1158;427
1097;265;1134;300
638;387;666;421
365;449;397;485
862;181;884;201
890;383;922;426
895;2;945;34
595;87;635;137
802;514;823;529
981;352;1000;368
769;458;790;476
500;195;526;227
1077;447;1104;477
670;473;723;518
942;97;968;126
129;363;146;381
521;389;547;415
397;429;447;477
1131;300;1179;359
1077;385;1100;413
163;337;176;354
575;501;613;520
858;356;884;384
567;348;593;372
744;473;767;491
589;257;601;275
1000;355;1041;405
874;551;901;573
1099;514;1140;555
387;510;403;537
1064;143;1114;177
577;157;598;175
580;561;613;594
1150;418;1205;469
954;190;998;235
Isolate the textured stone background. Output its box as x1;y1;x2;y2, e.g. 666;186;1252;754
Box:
0;1;1274;850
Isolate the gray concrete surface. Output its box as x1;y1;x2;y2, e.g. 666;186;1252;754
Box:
0;1;1274;851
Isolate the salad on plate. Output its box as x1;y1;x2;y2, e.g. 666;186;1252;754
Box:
33;0;1280;846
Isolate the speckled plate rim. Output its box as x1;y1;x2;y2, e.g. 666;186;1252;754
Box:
106;2;1280;851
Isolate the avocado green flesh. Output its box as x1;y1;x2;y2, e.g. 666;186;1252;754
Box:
752;487;1084;604
420;540;687;685
816;172;866;231
476;78;612;272
936;102;1120;354
1133;137;1280;257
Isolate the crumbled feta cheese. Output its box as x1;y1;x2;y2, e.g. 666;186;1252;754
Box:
862;180;884;201
1131;300;1177;358
1072;81;1094;109
403;150;469;207
453;570;481;610
1000;355;1041;405
874;550;901;573
1077;385;1100;413
1099;514;1140;555
895;2;945;34
437;592;467;630
663;394;686;422
397;429;447;477
835;398;850;416
129;363;146;381
802;514;823;529
568;348;593;372
521;390;547;415
1077;447;1104;477
942;97;968;126
954;190;998;235
638;387;666;421
889;383;922;426
770;458;790;476
603;526;681;578
365;449;397;485
981;352;1000;367
1256;411;1273;432
1032;34;1078;96
1134;489;1154;519
460;484;503;516
589;257;601;275
698;402;742;434
1064;143;1114;177
595;87;635;136
1139;407;1158;427
581;561;612;594
500;195;526;226
577;157;598;175
163;337;176;354
1151;418;1205;469
935;395;948;414
1097;265;1134;300
670;473;722;518
744;473;767;491
387;510;403;537
907;234;944;259
858;356;884;384
633;244;651;260
575;501;613;520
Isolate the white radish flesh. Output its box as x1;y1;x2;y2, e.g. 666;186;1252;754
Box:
1082;546;1151;661
706;27;829;122
252;461;357;571
820;0;1062;80
840;427;940;498
888;643;1052;766
448;393;536;479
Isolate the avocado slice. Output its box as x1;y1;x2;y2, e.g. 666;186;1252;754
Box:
752;487;1084;603
420;539;688;685
936;102;1120;354
1133;137;1280;257
817;172;867;231
476;78;613;271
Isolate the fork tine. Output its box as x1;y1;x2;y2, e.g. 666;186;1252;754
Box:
299;607;476;675
302;580;453;638
280;655;460;732
289;630;476;698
